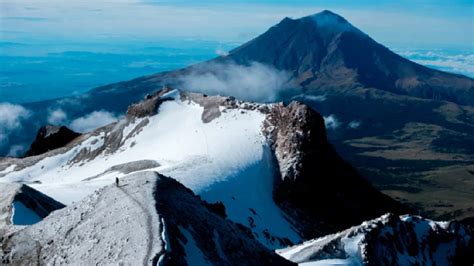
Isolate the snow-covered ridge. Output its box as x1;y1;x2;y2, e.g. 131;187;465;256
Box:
0;88;300;249
0;171;292;265
277;213;473;265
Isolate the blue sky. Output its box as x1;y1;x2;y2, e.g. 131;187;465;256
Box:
0;0;473;103
1;0;473;48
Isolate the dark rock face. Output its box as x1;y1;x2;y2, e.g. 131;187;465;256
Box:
362;214;473;266
152;173;294;265
279;213;473;265
264;101;410;237
24;125;81;157
126;87;173;117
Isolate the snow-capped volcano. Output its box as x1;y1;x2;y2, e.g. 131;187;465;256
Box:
0;87;405;249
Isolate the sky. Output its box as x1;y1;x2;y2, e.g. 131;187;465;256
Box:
0;0;473;104
1;0;473;48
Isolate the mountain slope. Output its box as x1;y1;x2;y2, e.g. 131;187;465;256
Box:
0;88;407;248
264;101;407;237
277;213;473;265
0;171;292;265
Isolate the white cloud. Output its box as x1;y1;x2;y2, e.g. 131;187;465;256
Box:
396;50;474;77
178;61;291;102
0;103;31;146
7;144;26;157
215;49;229;56
47;108;68;124
69;110;118;133
292;94;326;102
348;120;361;129
0;103;31;130
323;114;339;130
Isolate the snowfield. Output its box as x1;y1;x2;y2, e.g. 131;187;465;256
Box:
0;90;300;248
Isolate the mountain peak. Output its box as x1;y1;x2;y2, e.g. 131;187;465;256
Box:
305;10;357;34
310;10;344;19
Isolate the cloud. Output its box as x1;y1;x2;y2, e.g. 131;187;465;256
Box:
47;108;68;124
291;94;326;102
348;120;361;129
69;110;118;133
5;16;48;22
0;103;31;146
178;61;291;102
7;144;26;157
215;49;229;56
0;103;31;129
396;50;474;77
126;60;161;69
323;114;340;130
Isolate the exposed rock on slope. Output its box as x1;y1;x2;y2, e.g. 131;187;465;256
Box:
0;171;292;265
0;183;64;231
264;102;409;236
24;125;81;157
277;213;473;265
126;87;174;117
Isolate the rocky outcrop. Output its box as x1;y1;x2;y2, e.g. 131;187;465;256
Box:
126;87;174;117
24;125;81;157
0;172;292;265
263;101;410;237
278;213;473;265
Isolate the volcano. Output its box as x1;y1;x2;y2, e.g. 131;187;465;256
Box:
226;10;473;105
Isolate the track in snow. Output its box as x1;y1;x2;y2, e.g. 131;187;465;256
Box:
117;184;155;265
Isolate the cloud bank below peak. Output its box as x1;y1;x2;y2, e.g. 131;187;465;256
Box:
396;49;474;78
178;61;292;102
69;111;119;133
0;103;31;147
